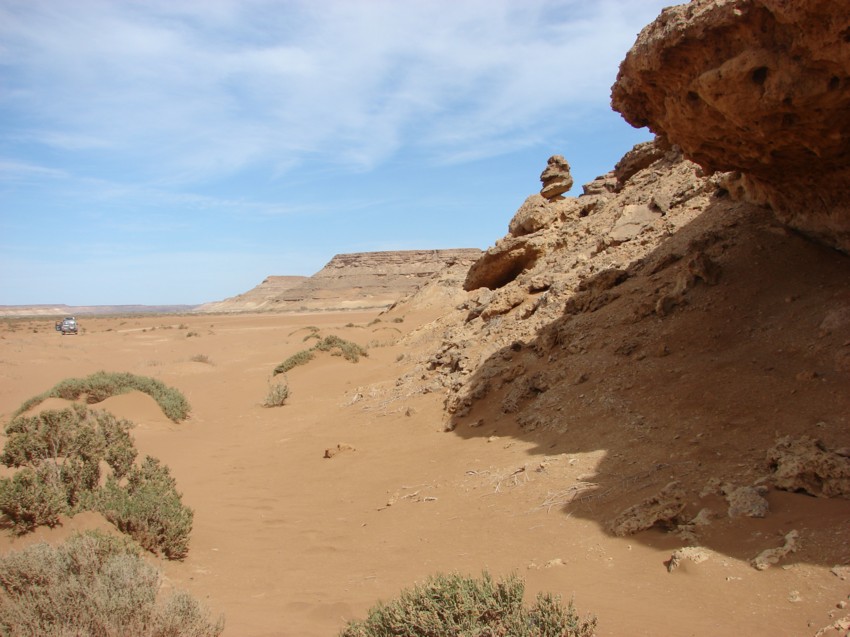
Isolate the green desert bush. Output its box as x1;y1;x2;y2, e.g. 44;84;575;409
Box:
0;406;139;532
314;335;368;362
13;371;190;422
273;335;368;376
273;349;314;375
0;466;67;535
0;406;191;559
96;456;194;560
263;381;290;407
2;405;136;479
339;572;596;637
0;530;223;637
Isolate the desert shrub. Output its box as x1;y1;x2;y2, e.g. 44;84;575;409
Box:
273;349;314;375
3;406;135;478
314;335;368;362
0;530;223;637
339;572;596;637
96;456;194;560
302;332;321;342
263;382;290;408
13;372;190;422
186;331;200;338
0;407;138;528
272;335;367;378
190;354;213;365
0;466;67;534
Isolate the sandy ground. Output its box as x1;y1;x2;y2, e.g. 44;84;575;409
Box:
0;308;849;636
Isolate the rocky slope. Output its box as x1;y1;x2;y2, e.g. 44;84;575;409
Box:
198;249;482;313
365;1;850;609
194;276;308;313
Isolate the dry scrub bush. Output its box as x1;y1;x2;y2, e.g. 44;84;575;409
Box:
340;572;596;637
13;371;191;422
0;530;223;637
263;381;290;408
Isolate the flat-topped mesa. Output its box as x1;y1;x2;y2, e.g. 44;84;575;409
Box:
278;249;482;311
611;0;850;253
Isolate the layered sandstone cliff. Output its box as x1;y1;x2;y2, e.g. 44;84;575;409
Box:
611;0;850;253
196;249;482;313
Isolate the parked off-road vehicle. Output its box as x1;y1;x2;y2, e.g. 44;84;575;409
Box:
59;317;78;335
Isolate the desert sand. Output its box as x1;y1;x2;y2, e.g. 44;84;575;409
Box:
0;305;848;637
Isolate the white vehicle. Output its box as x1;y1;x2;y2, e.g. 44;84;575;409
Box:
59;317;78;335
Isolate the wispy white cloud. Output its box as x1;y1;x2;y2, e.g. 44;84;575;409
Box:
0;0;667;183
0;159;67;180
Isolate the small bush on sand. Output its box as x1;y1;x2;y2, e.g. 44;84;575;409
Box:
13;372;190;422
273;350;314;376
190;353;213;364
273;335;367;377
263;382;290;408
96;457;194;560
339;572;596;637
313;335;368;362
0;530;223;637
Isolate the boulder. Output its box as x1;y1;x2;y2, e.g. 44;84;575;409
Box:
612;0;850;253
540;155;574;200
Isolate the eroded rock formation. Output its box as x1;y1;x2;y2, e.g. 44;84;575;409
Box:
539;155;573;200
611;0;850;253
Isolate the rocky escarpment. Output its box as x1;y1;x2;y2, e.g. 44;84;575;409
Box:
611;0;850;253
197;249;482;313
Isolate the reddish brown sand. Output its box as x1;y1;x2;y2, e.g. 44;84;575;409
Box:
0;310;848;636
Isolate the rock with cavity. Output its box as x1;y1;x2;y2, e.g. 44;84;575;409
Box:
612;0;850;254
767;436;850;498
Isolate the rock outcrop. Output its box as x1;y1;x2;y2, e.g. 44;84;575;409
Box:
611;0;850;253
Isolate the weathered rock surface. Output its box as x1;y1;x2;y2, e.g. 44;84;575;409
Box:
197;249;482;313
609;482;687;536
751;530;799;570
767;436;850;498
611;0;850;253
540;155;574;200
723;485;769;518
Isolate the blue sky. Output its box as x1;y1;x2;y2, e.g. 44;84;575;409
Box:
0;0;670;306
